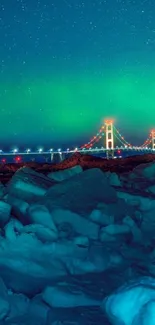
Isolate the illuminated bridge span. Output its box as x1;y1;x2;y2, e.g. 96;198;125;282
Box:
0;119;155;162
80;119;155;157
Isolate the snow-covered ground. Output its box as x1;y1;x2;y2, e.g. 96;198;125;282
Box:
0;163;155;323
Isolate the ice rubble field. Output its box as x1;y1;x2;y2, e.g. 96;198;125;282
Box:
0;163;155;323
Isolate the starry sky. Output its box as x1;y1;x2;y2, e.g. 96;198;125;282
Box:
0;0;155;149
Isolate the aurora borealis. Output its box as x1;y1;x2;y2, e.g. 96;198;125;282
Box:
1;0;155;148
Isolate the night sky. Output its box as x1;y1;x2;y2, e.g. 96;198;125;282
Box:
0;0;155;149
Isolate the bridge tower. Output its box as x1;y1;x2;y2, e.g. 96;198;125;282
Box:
151;129;155;150
104;119;114;158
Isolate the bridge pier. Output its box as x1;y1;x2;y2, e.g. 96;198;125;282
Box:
105;119;114;159
59;152;63;161
151;130;155;150
50;153;54;162
106;149;114;159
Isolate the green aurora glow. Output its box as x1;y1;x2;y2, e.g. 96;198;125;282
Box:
1;67;155;146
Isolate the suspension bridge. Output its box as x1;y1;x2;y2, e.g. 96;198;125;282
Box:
79;119;155;157
0;119;154;162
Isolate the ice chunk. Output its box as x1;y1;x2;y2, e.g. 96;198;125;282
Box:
102;277;155;325
7;293;29;321
0;201;11;225
0;234;90;295
123;215;142;242
7;166;56;203
73;236;89;247
0;277;10;320
6;195;29;224
89;209;114;226
108;173;122;187
27;296;50;325
19;224;58;242
4;218;23;241
48;165;83;181
27;204;57;232
101;224;131;236
134;300;155;325
42;285;101;308
43;168;117;216
50;209;99;239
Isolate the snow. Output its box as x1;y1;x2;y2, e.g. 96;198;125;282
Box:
0;163;155;324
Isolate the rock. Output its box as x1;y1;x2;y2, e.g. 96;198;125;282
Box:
50;209;99;240
48;165;83;181
7;167;57;203
42;285;101;308
0;201;11;225
42;168;117;216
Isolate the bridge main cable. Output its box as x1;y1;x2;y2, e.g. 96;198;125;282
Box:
80;126;105;149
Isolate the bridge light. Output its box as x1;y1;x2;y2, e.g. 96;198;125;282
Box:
58;148;61;152
104;119;114;125
13;148;18;153
15;156;21;162
49;148;53;152
38;148;43;153
26;148;31;153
